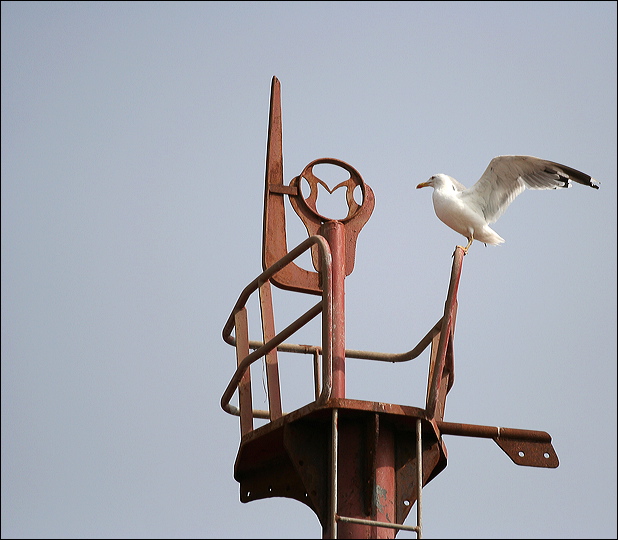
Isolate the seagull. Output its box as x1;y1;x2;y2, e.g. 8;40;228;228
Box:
416;155;599;253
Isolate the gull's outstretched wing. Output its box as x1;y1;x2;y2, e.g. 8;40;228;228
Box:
462;155;599;224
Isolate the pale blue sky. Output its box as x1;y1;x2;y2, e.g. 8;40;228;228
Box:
2;2;616;538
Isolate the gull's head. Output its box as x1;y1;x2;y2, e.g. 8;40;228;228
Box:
416;174;451;190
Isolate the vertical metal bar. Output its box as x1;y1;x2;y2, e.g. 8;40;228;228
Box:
234;308;254;436
313;349;321;400
426;247;464;418
374;420;396;539
262;77;322;294
416;418;423;539
322;220;373;539
425;331;441;405
327;407;338;540
262;76;287;273
258;280;283;420
320;221;346;399
336;421;369;538
318;234;333;405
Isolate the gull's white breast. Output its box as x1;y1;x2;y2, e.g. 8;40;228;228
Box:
432;189;504;245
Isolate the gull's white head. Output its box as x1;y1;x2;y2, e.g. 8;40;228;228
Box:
416;174;456;190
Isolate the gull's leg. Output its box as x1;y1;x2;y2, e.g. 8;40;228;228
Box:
464;236;473;252
456;236;474;255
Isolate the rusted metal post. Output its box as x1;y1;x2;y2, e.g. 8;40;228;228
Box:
319;219;400;539
336;421;367;538
320;220;346;400
234;307;253;436
426;246;464;419
374;420;396;539
327;408;339;539
415;418;423;539
258;281;283;420
320;219;367;538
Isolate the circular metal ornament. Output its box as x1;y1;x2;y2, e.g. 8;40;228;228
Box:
295;158;366;223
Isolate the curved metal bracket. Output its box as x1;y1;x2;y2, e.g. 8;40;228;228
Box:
262;76;374;294
289;158;375;276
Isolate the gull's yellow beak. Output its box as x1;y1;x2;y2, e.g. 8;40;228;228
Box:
416;181;431;189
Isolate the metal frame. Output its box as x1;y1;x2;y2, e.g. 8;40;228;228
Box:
220;76;559;539
221;238;558;537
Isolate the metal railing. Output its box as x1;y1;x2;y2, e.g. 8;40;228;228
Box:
221;234;333;422
221;236;451;424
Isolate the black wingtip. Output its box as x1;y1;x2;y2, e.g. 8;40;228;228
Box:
548;161;600;190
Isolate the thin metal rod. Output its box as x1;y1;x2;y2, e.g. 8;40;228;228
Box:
342;318;441;361
313;349;321;400
329;408;338;539
223;404;270;419
235;308;253;436
438;421;552;442
336;515;420;533
234;315;443;363
317;235;334;406
416;417;423;539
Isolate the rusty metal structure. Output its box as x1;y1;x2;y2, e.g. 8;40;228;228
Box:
221;76;558;538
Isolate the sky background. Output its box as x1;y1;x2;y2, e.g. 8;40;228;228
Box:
1;2;616;538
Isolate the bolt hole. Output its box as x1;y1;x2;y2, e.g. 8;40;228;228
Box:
544;452;551;459
518;451;525;457
403;500;410;507
298;459;304;466
268;486;273;493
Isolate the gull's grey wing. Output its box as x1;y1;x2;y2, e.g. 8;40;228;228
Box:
463;155;599;224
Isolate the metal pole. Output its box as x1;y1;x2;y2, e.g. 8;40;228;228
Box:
374;420;396;539
426;246;464;418
416;418;423;539
327;407;338;539
320;221;346;399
